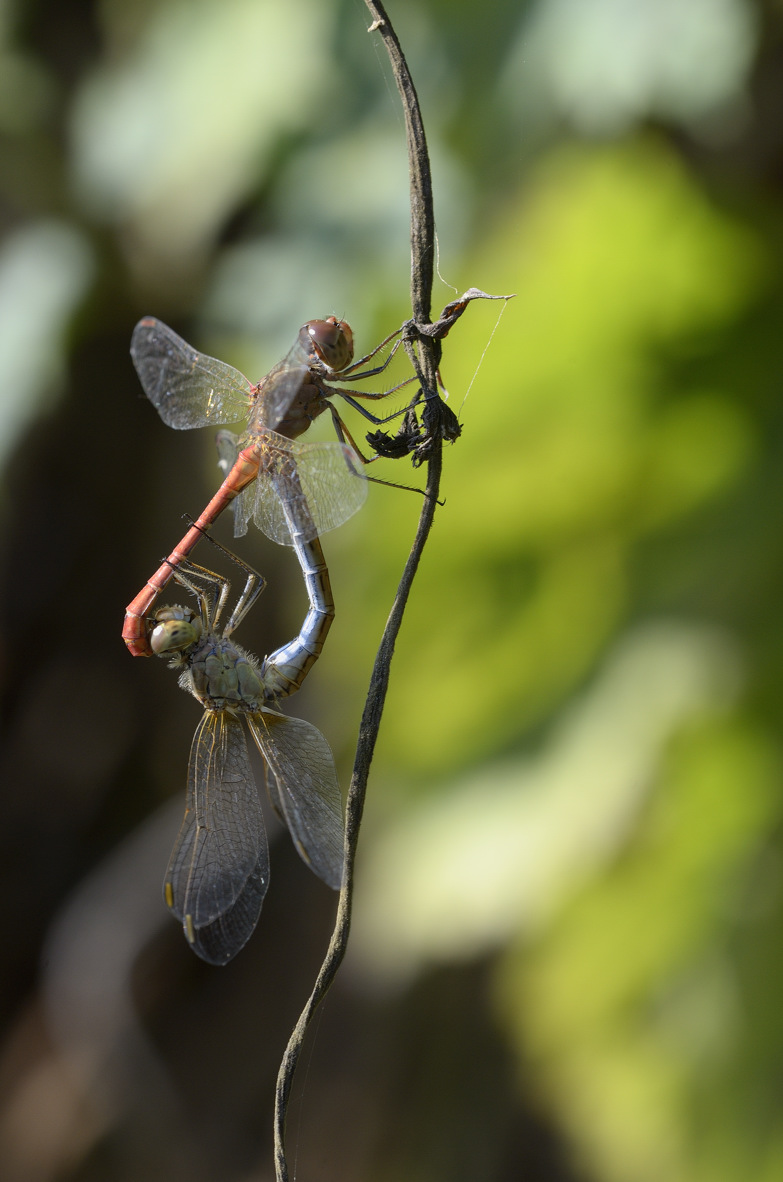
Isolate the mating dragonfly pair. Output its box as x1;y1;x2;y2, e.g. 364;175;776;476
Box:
127;315;415;964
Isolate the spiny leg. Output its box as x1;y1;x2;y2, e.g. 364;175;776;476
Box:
326;403;428;499
336;324;404;379
330;376;419;426
167;557;230;634
179;516;267;637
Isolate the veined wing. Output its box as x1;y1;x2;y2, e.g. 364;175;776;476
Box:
164;710;269;965
253;333;313;430
215;428;254;540
246;431;367;546
131;317;251;430
216;425;367;546
216;428;242;477
246;708;343;890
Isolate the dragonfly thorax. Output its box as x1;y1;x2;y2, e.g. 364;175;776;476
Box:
268;380;330;440
185;635;265;710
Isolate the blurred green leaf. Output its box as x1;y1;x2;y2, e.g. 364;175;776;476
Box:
340;139;764;776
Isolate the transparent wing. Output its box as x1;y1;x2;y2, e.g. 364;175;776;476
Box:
215;428;253;538
246;709;343;889
164;710;270;964
215;427;241;477
262;758;286;823
131;317;251;429
253;335;312;429
251;431;368;546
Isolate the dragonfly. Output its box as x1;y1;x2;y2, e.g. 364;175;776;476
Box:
149;537;343;965
124;315;410;656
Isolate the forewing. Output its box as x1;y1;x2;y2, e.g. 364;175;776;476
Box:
131;317;250;429
164;711;269;964
246;709;343;889
251;431;368;546
254;336;312;429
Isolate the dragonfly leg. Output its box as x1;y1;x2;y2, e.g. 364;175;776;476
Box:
332;378;419;428
325;404;427;501
336;325;403;379
327;404;377;465
169;558;231;633
179;524;267;637
122;522;212;656
123;443;263;656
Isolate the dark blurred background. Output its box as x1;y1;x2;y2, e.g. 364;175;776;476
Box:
1;0;783;1179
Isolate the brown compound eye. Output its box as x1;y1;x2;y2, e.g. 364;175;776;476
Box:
306;317;354;371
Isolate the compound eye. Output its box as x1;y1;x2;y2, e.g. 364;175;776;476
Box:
307;317;354;370
149;607;201;654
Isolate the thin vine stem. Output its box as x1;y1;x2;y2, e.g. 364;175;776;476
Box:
273;4;443;1177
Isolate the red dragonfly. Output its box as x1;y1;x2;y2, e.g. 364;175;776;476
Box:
123;316;407;656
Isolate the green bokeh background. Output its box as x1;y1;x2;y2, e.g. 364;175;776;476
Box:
1;1;782;1180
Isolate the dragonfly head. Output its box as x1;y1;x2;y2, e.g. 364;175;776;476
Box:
149;605;202;655
306;317;354;372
